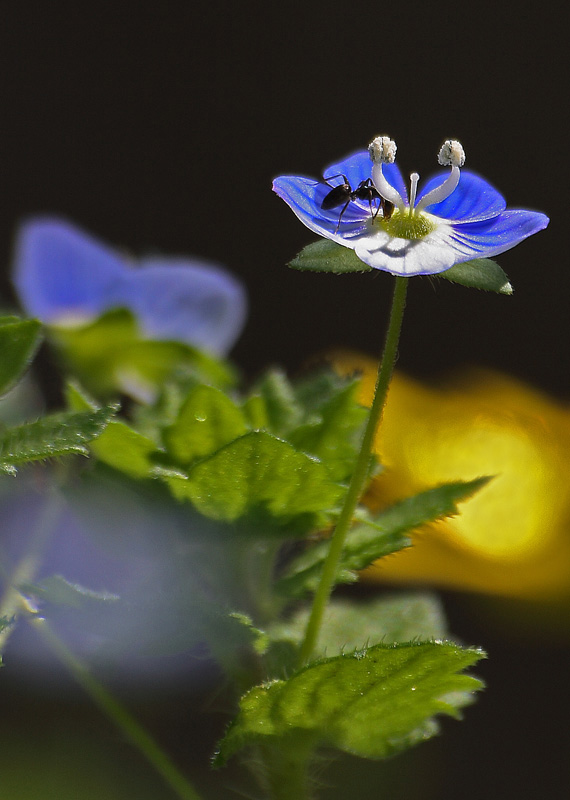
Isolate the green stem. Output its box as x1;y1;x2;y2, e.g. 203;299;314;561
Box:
257;735;315;800
29;617;204;800
298;276;409;666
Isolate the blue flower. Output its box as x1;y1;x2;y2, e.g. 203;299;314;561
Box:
12;217;247;355
273;137;549;277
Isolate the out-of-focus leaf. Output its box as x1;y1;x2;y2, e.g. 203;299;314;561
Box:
20;575;120;608
268;594;448;658
289;380;368;482
0;316;42;396
243;369;303;436
66;382;159;478
164;384;247;465
51;308;235;401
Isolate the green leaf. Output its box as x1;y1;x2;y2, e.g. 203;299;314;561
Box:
0;316;42;396
439;258;513;294
154;430;343;532
0;405;116;474
243;369;303;436
277;477;489;597
66;382;158;478
227;612;270;656
276;516;408;598
289;380;368;482
293;370;355;418
50;308;235;400
268;594;448;658
164;384;248;465
20;575;119;608
289;239;372;274
214;640;485;765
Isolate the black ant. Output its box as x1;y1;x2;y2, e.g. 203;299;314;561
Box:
320;174;394;232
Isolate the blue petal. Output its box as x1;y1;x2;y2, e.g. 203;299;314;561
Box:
12;217;247;355
125;258;247;355
449;209;550;258
418;170;506;222
13;218;127;323
272;175;369;243
273;152;411;243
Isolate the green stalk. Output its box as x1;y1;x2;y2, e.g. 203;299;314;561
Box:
298;276;409;665
257;735;316;800
30;616;204;800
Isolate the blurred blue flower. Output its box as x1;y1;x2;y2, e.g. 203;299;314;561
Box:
273;137;549;276
12;217;247;355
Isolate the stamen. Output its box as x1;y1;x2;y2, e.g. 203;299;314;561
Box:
408;172;420;214
414;139;465;213
438;139;465;168
368;136;406;212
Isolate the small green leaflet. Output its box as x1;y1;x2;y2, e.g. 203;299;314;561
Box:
439;258;512;294
0;405;116;475
214;640;485;765
0;316;42;396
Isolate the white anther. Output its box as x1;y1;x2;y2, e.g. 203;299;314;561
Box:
438;139;465;168
369;135;405;212
368;136;397;165
414;140;465;213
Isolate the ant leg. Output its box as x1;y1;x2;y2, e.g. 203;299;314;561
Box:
334;200;351;233
323;173;349;188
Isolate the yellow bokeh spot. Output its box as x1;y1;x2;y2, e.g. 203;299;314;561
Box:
333;352;570;599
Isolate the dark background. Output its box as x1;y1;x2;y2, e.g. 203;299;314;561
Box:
1;3;568;799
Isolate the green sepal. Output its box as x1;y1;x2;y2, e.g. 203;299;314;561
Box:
154;430;343;533
439;258;513;294
163;384;248;465
214;640;485;766
20;575;119;608
277;477;490;597
289;239;372;274
0;316;42;396
0;405;117;475
49;308;236;401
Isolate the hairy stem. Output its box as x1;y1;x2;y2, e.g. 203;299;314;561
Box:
298;276;409;665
